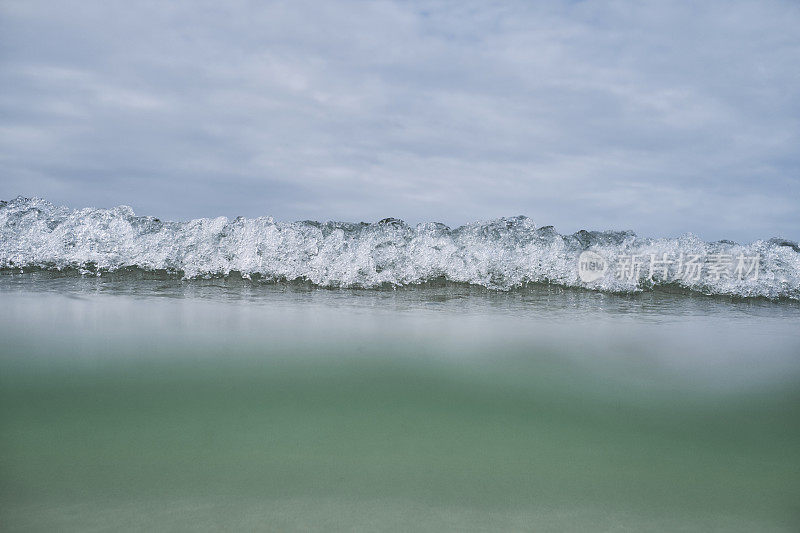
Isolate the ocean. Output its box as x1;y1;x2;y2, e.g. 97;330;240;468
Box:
1;199;799;531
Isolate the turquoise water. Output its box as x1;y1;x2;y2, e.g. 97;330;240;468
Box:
1;276;799;531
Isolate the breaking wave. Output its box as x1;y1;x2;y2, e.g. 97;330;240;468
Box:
1;197;798;299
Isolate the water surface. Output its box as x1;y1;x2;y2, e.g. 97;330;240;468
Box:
1;276;799;531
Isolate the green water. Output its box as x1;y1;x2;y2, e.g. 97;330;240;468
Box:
1;278;799;531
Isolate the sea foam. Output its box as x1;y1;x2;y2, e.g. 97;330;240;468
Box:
1;197;798;299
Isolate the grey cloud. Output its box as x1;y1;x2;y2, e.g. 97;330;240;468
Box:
1;0;798;241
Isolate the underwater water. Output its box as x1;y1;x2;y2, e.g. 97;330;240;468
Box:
1;275;799;532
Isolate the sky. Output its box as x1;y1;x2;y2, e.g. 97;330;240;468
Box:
1;0;798;242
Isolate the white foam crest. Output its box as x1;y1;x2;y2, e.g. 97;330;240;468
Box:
2;197;798;299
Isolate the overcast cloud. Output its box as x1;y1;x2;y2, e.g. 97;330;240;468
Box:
1;0;798;241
